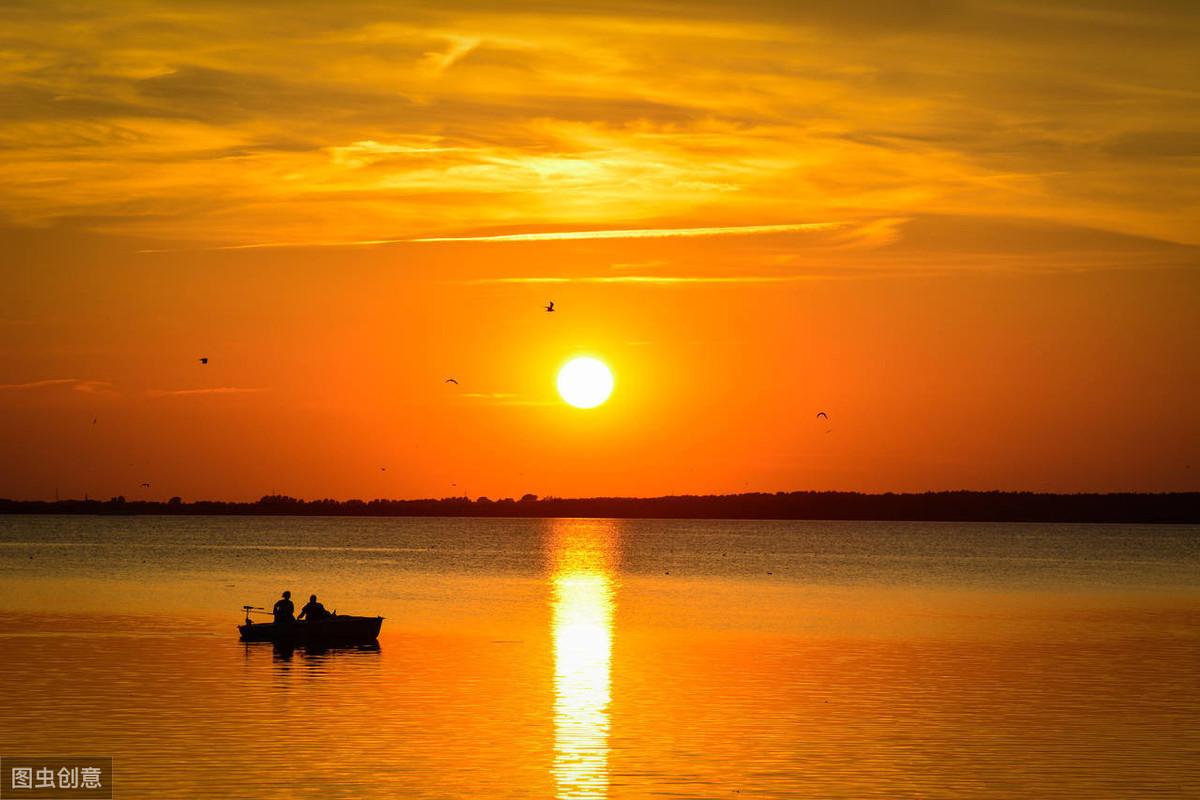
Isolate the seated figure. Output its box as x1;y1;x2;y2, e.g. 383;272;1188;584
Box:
272;590;295;624
298;594;329;621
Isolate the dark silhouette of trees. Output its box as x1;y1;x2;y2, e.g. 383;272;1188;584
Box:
0;491;1196;523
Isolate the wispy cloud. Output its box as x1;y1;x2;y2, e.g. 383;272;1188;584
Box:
411;222;842;243
0;378;114;394
140;239;412;253
465;275;834;285
420;35;482;76
147;387;265;398
825;217;910;250
3;1;1199;248
140;222;842;253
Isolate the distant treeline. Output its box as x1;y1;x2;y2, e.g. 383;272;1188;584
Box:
1;491;1197;523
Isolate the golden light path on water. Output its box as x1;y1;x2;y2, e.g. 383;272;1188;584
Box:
550;520;618;800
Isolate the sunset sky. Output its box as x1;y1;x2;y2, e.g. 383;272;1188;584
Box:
2;0;1198;500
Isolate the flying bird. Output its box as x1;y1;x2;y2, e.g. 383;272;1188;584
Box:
140;482;151;488
198;357;208;365
380;467;387;472
445;378;458;384
92;417;97;425
544;301;555;312
816;411;828;419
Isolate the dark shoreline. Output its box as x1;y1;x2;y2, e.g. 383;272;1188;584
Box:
2;491;1197;524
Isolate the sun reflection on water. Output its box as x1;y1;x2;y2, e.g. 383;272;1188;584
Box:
549;520;619;800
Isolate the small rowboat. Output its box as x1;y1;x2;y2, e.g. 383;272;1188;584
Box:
239;606;383;644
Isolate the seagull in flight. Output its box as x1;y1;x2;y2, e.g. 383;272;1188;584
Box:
544;301;555;312
198;357;208;365
816;411;828;420
140;482;151;488
445;378;458;384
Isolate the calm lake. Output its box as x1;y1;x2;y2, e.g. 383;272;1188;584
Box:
1;516;1197;798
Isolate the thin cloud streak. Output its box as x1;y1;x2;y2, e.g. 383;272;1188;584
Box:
139;239;412;254
139;222;843;253
0;378;114;394
411;222;843;243
464;275;845;285
147;387;265;397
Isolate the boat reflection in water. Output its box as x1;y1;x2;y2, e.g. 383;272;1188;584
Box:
548;519;620;800
266;640;383;662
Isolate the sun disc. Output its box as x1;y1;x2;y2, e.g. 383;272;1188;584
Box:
557;357;614;409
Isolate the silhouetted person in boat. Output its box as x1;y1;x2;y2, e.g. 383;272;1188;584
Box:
273;590;295;625
298;594;329;622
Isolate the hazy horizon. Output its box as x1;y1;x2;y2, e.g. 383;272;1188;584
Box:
5;487;1200;504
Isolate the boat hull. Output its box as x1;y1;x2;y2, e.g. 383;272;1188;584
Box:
239;615;383;644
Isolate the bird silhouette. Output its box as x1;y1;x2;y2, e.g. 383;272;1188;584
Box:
816;411;828;419
140;482;150;488
544;301;555;312
445;378;458;384
380;467;387;472
198;357;208;365
92;417;97;425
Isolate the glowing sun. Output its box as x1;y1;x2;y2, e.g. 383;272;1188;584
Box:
557;357;614;409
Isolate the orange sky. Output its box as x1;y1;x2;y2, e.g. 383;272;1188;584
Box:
2;1;1198;500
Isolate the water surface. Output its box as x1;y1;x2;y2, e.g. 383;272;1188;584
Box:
1;516;1197;798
